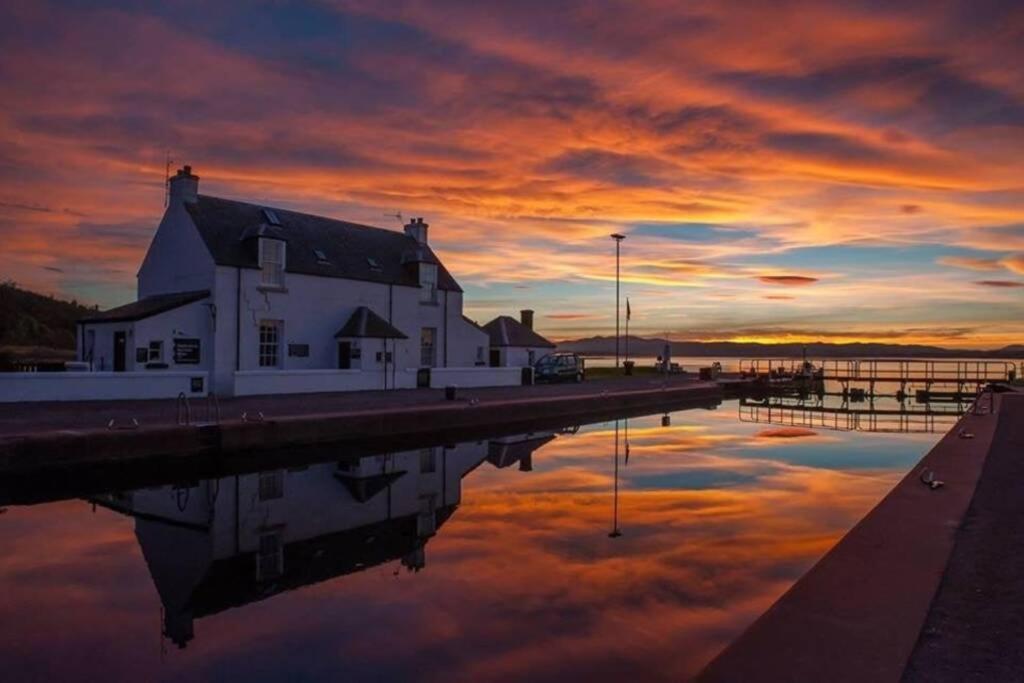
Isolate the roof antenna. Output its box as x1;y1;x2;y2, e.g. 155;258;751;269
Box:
384;211;403;224
164;151;174;207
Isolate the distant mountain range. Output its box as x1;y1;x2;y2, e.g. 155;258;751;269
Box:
557;335;1024;359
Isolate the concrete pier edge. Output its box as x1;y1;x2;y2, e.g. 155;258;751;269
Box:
0;381;722;474
696;393;1005;683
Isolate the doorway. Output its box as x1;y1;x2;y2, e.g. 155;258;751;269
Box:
489;348;501;367
113;331;127;372
337;341;352;369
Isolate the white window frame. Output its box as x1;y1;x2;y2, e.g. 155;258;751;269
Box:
419;263;438;304
259;238;286;288
259;320;282;368
420;327;436;368
148;340;163;363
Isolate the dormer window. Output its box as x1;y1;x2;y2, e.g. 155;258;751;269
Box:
259;238;286;288
419;263;438;304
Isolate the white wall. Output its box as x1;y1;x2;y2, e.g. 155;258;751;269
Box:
405;366;525;388
137;200;216;298
232;368;414;396
502;346;553;368
78;300;214;375
219;265;480;383
0;371;208;402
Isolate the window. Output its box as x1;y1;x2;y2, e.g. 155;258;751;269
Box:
313;248;329;264
420;327;436;367
419;263;438;304
259;320;281;367
367;257;382;271
258;470;284;500
261;207;281;226
259;238;286;288
417;494;437;536
256;531;284;581
528;350;536;366
476;346;484;365
419;448;436;474
148;340;163;362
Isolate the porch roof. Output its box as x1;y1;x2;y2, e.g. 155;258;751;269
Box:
334;306;408;339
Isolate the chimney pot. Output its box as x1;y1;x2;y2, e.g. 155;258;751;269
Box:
404;216;429;244
520;309;535;330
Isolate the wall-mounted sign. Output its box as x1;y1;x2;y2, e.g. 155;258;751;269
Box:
173;338;201;364
288;343;310;358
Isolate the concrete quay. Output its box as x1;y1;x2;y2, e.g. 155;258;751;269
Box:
697;390;1022;683
0;376;721;477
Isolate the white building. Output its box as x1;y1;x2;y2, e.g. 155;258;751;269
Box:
482;310;555;368
71;165;512;398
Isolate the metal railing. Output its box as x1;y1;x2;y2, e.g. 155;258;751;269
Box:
739;358;1017;384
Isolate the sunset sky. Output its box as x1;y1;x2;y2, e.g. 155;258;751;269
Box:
2;0;1023;347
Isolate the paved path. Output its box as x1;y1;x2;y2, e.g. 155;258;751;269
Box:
0;375;698;438
698;393;1006;683
902;392;1024;682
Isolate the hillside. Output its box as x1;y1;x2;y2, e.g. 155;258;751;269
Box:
0;282;96;351
557;335;1024;359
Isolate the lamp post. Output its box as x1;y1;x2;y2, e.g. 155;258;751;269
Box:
610;233;626;368
609;419;623;538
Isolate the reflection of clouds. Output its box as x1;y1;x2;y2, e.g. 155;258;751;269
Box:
0;403;929;682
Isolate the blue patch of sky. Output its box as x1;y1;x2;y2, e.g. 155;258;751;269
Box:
629;222;760;243
734;243;1006;274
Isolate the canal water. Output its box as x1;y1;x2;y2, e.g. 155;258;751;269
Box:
0;399;955;682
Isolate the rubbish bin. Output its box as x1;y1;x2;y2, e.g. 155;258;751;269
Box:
521;367;534;385
623;360;635;376
445;385;457;401
416;368;431;388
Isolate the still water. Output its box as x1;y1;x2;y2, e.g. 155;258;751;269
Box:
0;399;953;681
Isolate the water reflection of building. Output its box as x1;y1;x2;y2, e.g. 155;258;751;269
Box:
92;434;556;648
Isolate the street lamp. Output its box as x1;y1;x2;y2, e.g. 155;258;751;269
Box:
610;233;626;368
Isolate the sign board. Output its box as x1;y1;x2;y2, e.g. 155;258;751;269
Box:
173;338;201;364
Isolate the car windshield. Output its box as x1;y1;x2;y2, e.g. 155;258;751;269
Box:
535;355;559;367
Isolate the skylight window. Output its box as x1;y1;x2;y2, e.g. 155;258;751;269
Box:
261;208;281;226
314;249;330;264
367;257;381;271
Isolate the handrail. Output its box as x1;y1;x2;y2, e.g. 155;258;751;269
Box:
739;358;1015;382
176;392;191;426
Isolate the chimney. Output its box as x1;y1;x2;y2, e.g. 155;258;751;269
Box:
404;216;429;245
168;165;199;204
520;309;534;330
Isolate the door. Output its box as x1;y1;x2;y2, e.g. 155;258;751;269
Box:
113;331;127;372
337;341;352;369
490;349;501;367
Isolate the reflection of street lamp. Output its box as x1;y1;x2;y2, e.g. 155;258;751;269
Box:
610;233;626;368
609;419;623;538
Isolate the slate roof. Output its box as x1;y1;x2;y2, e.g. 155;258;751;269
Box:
183;195;462;291
334;306;408;339
482;316;555;348
79;290;210;324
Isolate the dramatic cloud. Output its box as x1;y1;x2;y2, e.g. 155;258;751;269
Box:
1;0;1023;345
757;276;819;286
974;280;1024;288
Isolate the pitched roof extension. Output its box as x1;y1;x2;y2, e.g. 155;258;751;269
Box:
334;306;408;339
79;290;210;324
482;315;555;348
